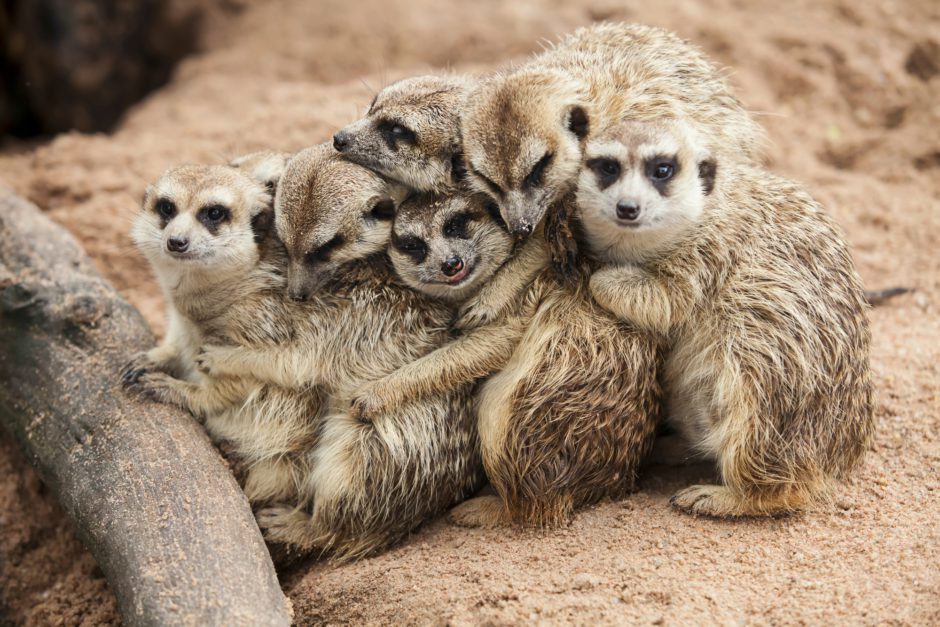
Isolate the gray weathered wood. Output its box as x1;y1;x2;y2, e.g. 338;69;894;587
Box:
0;186;292;626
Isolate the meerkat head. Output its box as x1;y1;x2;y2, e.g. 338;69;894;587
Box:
389;192;513;303
132;164;272;277
332;74;472;193
575;119;718;262
276;144;405;301
461;68;590;238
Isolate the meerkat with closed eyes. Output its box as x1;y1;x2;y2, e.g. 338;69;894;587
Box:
578;119;874;517
195;144;484;560
333;73;477;193
461;22;764;238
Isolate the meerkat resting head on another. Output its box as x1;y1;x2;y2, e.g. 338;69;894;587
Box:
390;193;514;303
275;143;406;301
462;69;590;238
333;74;474;193
576;119;717;263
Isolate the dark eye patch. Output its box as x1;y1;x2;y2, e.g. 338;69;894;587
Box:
645;155;679;196
524;152;553;189
586;158;621;190
197;204;231;233
306;234;345;265
442;211;477;239
377;120;417;149
483;200;507;231
469;166;503;198
391;232;428;263
154;198;177;226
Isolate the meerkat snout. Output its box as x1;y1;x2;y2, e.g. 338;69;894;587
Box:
332;130;350;152
615;201;641;222
441;255;465;279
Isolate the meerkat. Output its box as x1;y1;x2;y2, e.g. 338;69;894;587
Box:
122;163;323;506
193;144;484;560
576;118;874;517
461;22;764;238
348;190;550;421
230;150;291;195
332;73;477;192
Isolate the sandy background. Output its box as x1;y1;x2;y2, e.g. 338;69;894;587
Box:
1;0;938;623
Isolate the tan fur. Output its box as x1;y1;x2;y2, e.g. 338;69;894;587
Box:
125;164;323;507
461;22;764;236
578;119;874;517
334;73;478;192
350;191;550;421
193;146;483;560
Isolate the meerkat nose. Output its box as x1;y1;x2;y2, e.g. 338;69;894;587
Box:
333;131;350;152
289;289;309;302
616;202;641;221
511;221;533;238
166;236;190;253
441;256;465;277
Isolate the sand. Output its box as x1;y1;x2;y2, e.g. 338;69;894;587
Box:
0;0;938;623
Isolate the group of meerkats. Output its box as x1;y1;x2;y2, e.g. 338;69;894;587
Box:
123;23;875;561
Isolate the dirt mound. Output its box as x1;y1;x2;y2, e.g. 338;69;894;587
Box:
0;0;938;624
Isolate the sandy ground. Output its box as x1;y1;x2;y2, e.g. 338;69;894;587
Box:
1;0;939;623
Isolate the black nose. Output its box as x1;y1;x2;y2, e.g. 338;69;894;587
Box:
333;131;350;152
616;202;640;221
511;221;533;238
289;289;309;302
166;236;189;253
441;256;465;277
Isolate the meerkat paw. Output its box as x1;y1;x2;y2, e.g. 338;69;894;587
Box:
670;484;752;518
121;352;153;386
195;344;239;378
133;370;185;406
453;299;502;331
256;505;315;549
449;496;510;528
348;384;394;423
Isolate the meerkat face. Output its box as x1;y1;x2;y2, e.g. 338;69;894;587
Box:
576;120;717;262
389;193;513;303
333;75;470;193
132;165;271;275
462;69;590;238
275;144;403;301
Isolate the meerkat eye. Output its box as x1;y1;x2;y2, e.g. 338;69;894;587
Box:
652;163;675;180
155;198;176;220
391;233;428;262
378;120;416;147
443;212;474;239
202;204;230;223
524;152;554;189
470;167;503;198
586;158;621;189
369;198;396;221
306;234;345;264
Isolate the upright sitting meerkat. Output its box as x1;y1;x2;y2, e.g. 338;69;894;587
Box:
332;74;477;193
123;163;323;506
461;22;764;237
577;119;874;517
194;144;484;560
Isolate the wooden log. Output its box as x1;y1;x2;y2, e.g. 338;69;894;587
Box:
0;186;292;626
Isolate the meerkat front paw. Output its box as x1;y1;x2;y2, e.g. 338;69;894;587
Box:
195;344;239;378
256;505;314;548
453;298;502;331
121;351;155;386
449;495;511;528
133;370;185;406
590;266;671;335
349;384;394;423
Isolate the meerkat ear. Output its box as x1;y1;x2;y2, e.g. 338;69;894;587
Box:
369;197;397;221
250;207;274;243
450;151;467;184
566;106;590;140
698;159;718;195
